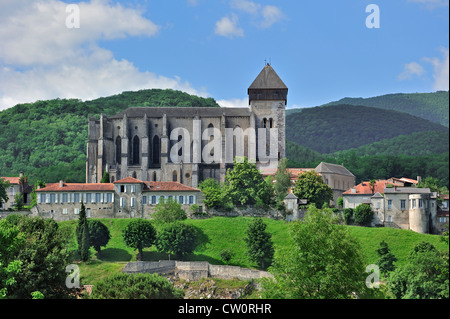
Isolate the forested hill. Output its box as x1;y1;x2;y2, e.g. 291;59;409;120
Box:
0;89;219;183
285;104;448;154
322;91;449;127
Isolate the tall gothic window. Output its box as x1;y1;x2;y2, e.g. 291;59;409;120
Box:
116;136;122;165
152;135;160;165
172;170;178;182
132;135;140;165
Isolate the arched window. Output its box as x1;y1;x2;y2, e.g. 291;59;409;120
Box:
262;118;267;128
269;118;273;128
152;171;157;182
132;171;137;179
132;135;140;165
116;136;122;164
172;170;178;182
152;135;160;165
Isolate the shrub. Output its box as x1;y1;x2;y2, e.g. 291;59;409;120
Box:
353;204;373;226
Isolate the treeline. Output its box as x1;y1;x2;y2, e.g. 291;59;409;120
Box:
286;104;448;154
323;91;449;127
0;89;219;185
287;150;449;188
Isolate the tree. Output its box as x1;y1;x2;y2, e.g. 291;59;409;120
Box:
14;193;23;211
29;180;45;208
76;202;90;262
122;219;156;261
198;178;224;209
292;170;333;208
353;204;374;226
151;198;187;223
343;208;353;225
369;179;376;194
244;218;274;269
224;157;274;206
88;220;111;257
274;158;292;204
100;171;110;183
376;240;397;278
262;205;369;299
5;216;73;299
156;222;199;260
0;178;10;209
387;242;449;299
88;273;184;299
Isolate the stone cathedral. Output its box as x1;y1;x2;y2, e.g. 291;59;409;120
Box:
86;64;288;187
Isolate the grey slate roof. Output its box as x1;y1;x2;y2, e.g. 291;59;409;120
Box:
384;187;432;194
314;162;355;177
248;64;287;90
284;192;298;199
109;106;251;119
371;192;384;198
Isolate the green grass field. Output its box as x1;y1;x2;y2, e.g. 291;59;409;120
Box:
59;217;448;286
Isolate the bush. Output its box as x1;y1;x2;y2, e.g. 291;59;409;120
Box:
156;222;200;260
88;273;184;299
343;208;354;225
353;204;373;226
152;198;187;223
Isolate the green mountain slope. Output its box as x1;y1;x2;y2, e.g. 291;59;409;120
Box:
323;91;449;127
0;89;219;183
286;104;448;154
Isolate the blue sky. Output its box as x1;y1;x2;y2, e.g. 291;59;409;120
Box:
0;0;448;111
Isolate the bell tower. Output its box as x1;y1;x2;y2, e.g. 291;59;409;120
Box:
248;63;287;164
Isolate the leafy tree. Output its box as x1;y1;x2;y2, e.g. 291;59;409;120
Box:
6;216;73;299
353;204;374;226
122;219;157;261
0;219;25;298
0;178;10;209
274;158;291;204
262;205;369;299
376;240;397;278
87;273;184;299
76;202;90;262
387;242;449;299
292;170;333;208
343;208;353;225
369;179;376;194
156;222;199;260
198;178;224;209
100;171;110;183
224;157;274;206
87;220;111;257
151;198;187;223
243;218;274;269
337;196;344;208
29;180;45;208
14;193;23;211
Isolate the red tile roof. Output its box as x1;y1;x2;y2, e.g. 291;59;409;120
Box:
114;177;145;184
343;180;391;195
145;182;200;192
36;183;114;192
1;177;21;184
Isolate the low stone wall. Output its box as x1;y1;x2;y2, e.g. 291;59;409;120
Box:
0;210;32;219
207;206;284;220
122;260;273;281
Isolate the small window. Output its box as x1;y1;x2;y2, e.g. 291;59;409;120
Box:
62;193;68;203
106;193;112;203
179;196;184;204
401;200;406;210
120;197;125;207
86;193;92;203
120;185;125;193
387;200;392;210
142;196;147;205
131;198;135;208
62;208;68;215
131;185;136;193
419;199;423;208
74;208;80;215
95;193;101;203
189;195;194;204
151;196;157;204
74;193;80;203
50;194;56;203
40;194;46;203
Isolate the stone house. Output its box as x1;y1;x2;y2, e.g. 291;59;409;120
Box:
33;177;202;222
0;173;32;210
437;194;449;234
343;180;439;234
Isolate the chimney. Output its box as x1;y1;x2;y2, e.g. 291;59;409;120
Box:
59;180;64;188
37;185;40;190
351;188;356;194
19;173;24;177
417;176;422;183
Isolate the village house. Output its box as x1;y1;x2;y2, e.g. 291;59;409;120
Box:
33;177;202;222
342;177;445;234
0;173;32;210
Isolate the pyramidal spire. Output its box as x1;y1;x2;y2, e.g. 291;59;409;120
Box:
248;64;288;103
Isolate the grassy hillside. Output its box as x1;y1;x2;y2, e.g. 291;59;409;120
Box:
324;91;449;127
59;217;448;286
0;89;219;184
286;104;448;154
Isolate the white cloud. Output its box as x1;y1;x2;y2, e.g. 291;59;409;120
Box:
423;48;449;91
0;0;209;110
398;62;425;80
228;0;284;29
217;97;249;108
214;14;244;39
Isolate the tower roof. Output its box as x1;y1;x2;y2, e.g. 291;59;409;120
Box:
248;64;287;90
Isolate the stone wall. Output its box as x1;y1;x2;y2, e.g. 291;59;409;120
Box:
207;206;284;220
122;260;273;281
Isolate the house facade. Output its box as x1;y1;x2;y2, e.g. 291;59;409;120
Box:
343;180;440;234
0;174;32;210
33;177;202;222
